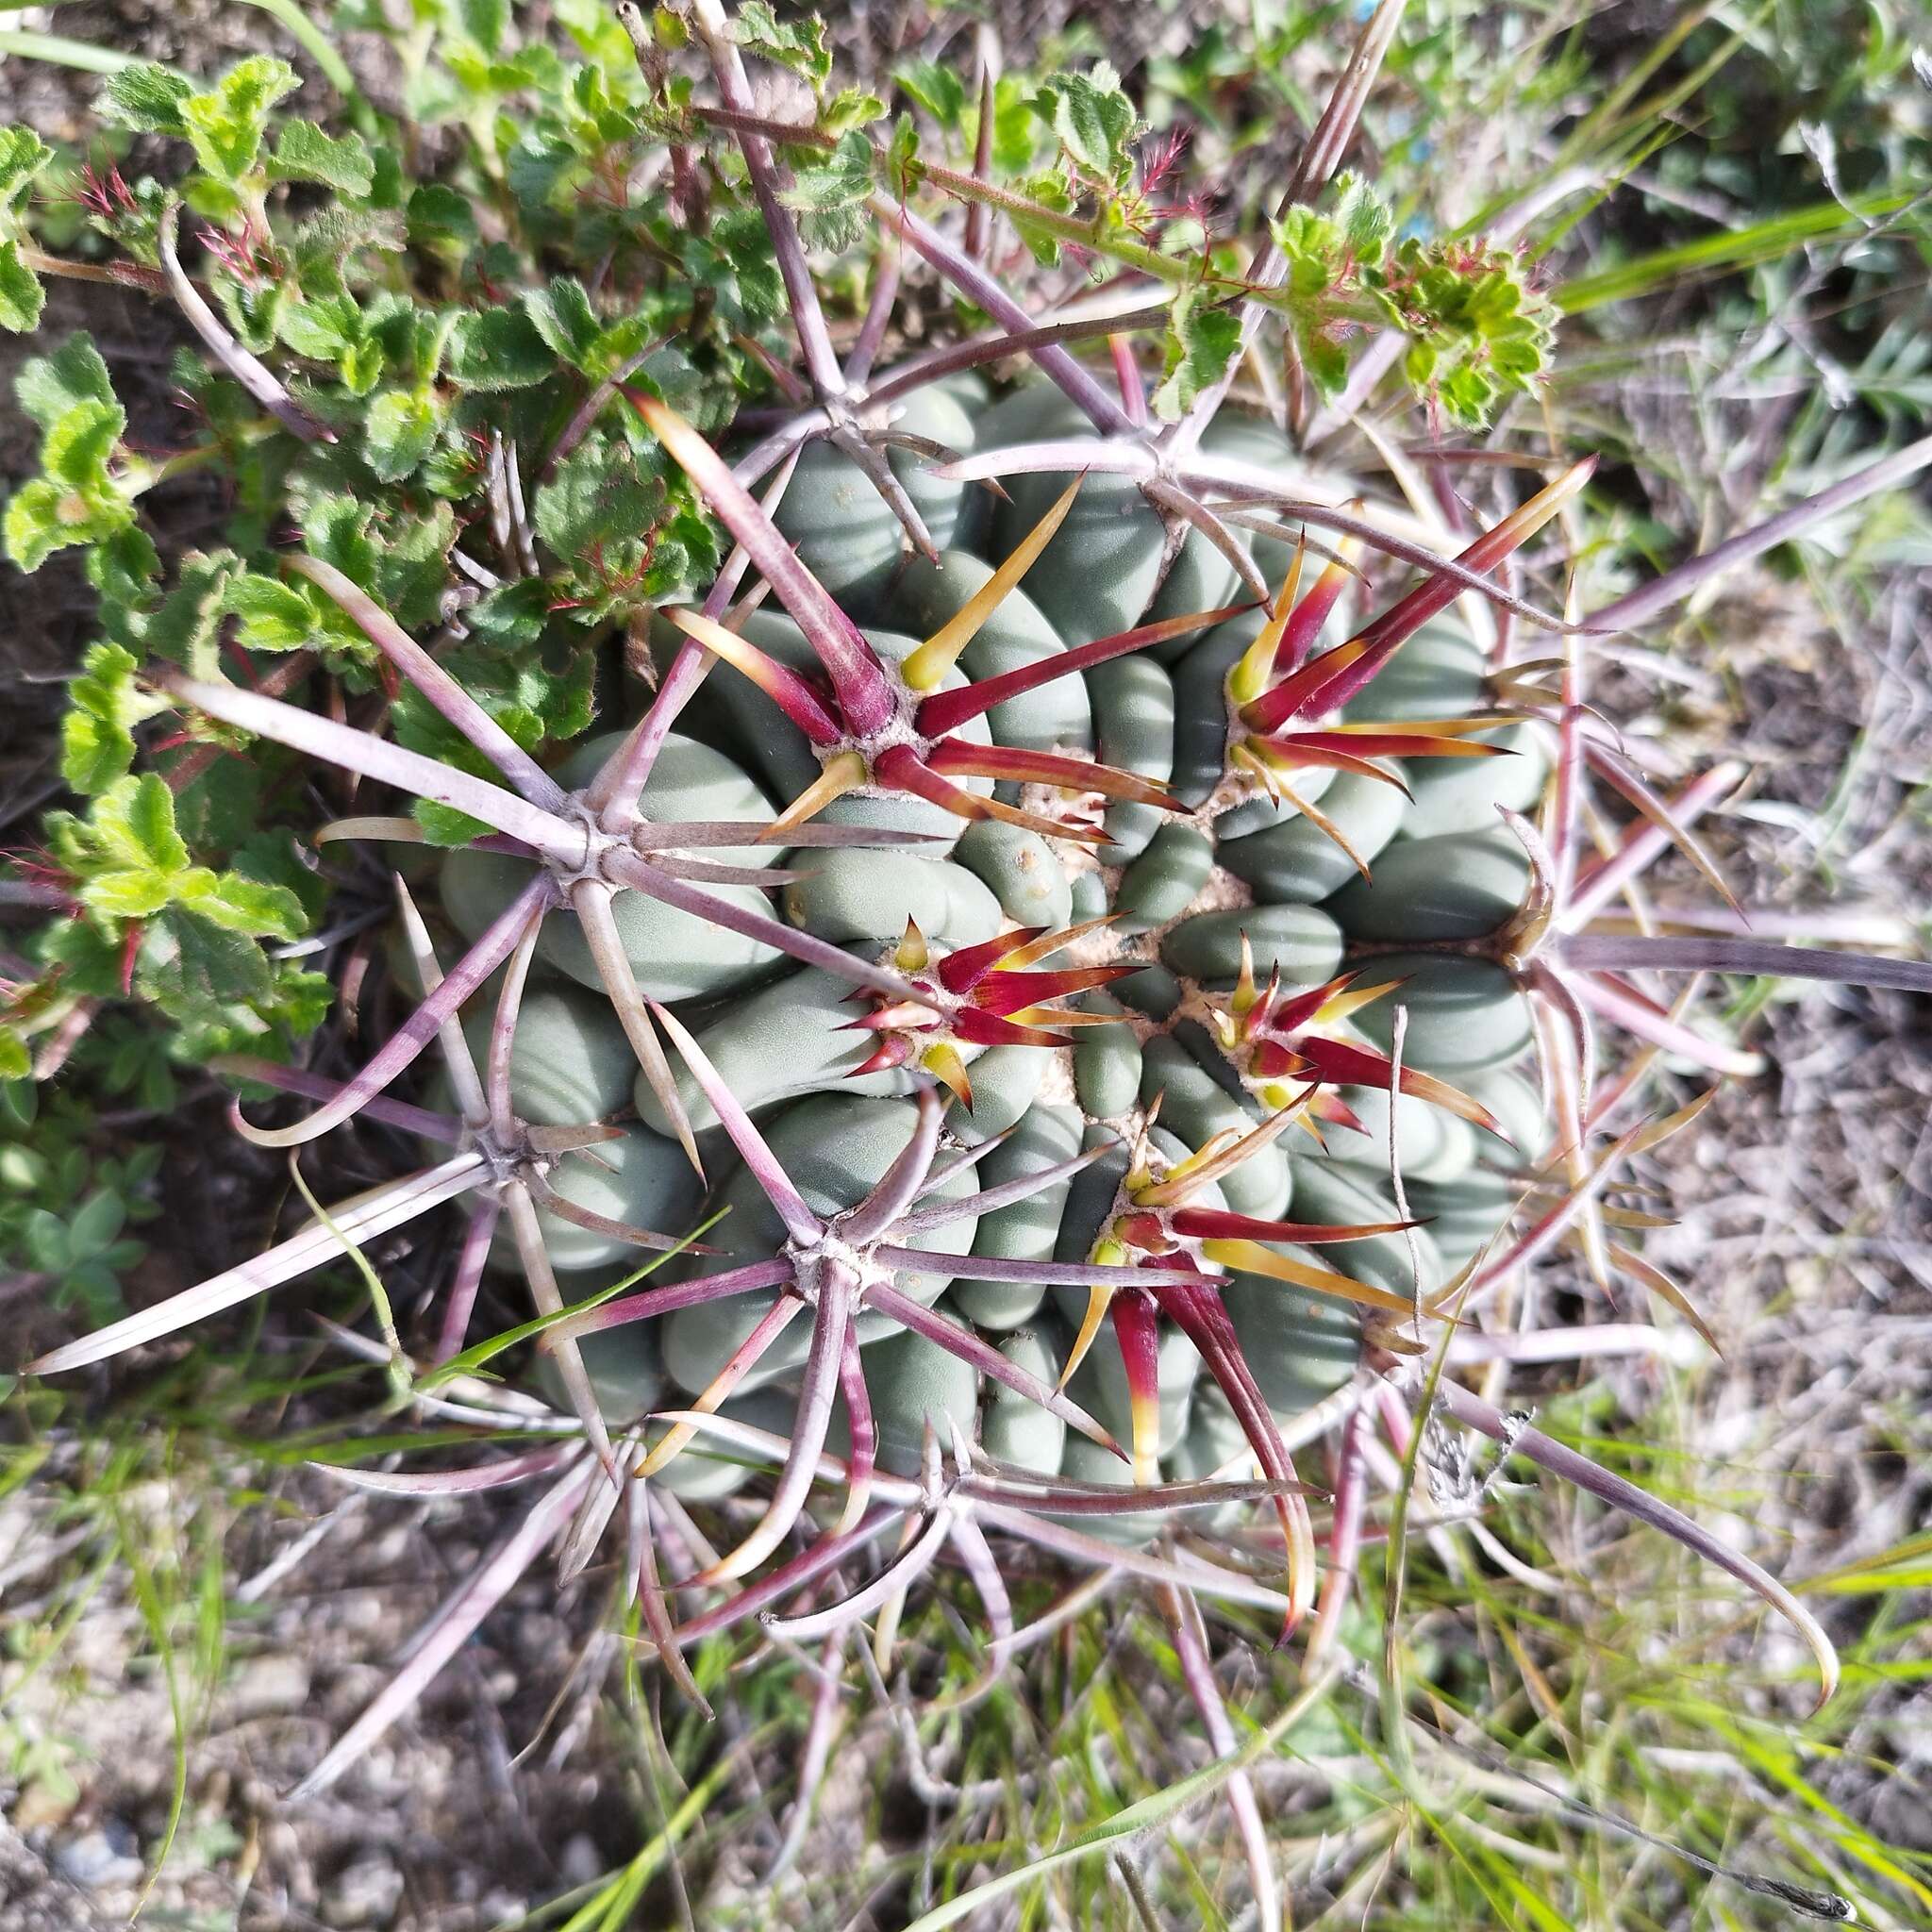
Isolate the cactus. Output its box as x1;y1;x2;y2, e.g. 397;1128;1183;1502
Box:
12;1;1932;1915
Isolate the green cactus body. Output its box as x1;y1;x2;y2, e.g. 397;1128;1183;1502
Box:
1327;828;1532;942
1400;721;1549;834
428;408;1545;1606
1089;653;1176;861
1218;771;1407;903
980;1326;1069;1474
848;1327;983;1476
1162;904;1345;988
1349;952;1534;1073
771;385;982;604
661;1095;983;1394
183;285;1571;1655
459;985;635;1127
441;727;789;1000
954;819;1075;930
492;1124;707;1275
953;1104;1086;1328
891;551;1094;754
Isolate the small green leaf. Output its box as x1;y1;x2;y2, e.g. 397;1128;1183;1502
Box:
63;642;164;794
823;89;887;137
225;572;318;653
42;398;124;492
68;1189;127;1257
18;334;118;432
172;868;308;940
445;307;556;389
268;120;375;196
411;800;492;845
732;1;831;90
142;909;275;1016
524;275;600;367
93;774;190;878
896;61;967;128
0;239;42;335
100;63;194;138
1152;287;1242;420
364;390;441;482
1333;173;1394;266
82;866;178;921
0;126;53;209
458;0;510;54
4;475;127;573
1033;67;1139;190
147;554;240;678
180;57;300;184
780;127;874;251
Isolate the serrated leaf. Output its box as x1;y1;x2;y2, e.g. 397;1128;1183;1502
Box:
142;909;275;1017
100;63;194;138
5;481;66;573
445;307;556;389
297;493;377;583
147;555;239;677
63;642;164;794
17;334;117;432
533;433;667;573
364;390;441;482
412;799;492;845
458;0;510;54
43;398;125;493
81;867;177;921
406;183;477;254
1034;67;1139;189
0;127;52;209
268;120;375;196
1332;173;1393;267
1152;289;1242;420
3;475;127;573
781;126;874;250
93;774;190;879
225;572;318;652
172;868;308;939
525;275;600;367
991;74;1048;175
823;89;886;137
0;240;42;335
180;58;300;184
684;213;785;329
732;1;830;90
896;61;967;128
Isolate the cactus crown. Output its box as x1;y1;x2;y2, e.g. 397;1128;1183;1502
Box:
7;0;1930;1910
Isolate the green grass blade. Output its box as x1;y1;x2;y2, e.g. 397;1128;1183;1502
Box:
1559;190;1924;311
414;1208;728;1393
240;0;358;99
0;27;181;75
901;1664;1341;1932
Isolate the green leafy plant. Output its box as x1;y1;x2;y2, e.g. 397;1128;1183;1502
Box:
1;1077;158;1325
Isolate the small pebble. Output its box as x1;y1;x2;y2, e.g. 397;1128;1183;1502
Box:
51;1820;142;1890
558;1832;603;1890
219;1654;312;1722
322;1855;405;1928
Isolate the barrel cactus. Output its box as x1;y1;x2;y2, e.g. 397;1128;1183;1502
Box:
13;0;1932;1913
